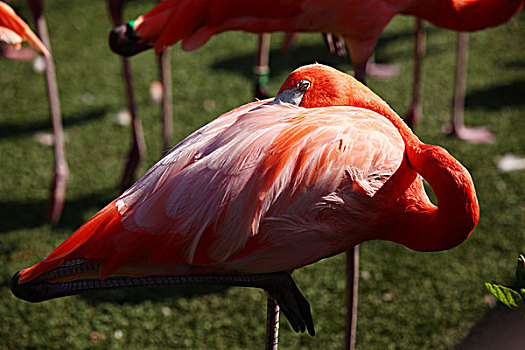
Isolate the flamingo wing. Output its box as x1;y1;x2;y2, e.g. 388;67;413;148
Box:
19;102;404;283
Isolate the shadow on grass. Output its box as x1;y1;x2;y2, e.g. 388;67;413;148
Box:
0;187;118;234
0;106;110;140
503;59;525;71
465;80;525;111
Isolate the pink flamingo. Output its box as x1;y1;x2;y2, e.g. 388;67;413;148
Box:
12;64;479;347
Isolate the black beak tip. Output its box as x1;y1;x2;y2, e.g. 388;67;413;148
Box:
10;271;28;301
109;23;153;57
10;270;48;303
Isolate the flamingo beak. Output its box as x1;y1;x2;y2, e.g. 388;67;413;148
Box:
10;271;45;303
272;80;310;106
11;258;102;303
109;22;153;57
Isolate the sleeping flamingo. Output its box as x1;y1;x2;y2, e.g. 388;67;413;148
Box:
0;1;48;56
11;64;479;346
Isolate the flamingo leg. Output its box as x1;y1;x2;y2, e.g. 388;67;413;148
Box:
353;61;367;84
11;270;314;337
158;47;173;154
28;0;68;225
254;33;271;100
107;0;147;190
265;296;280;350
405;18;425;129
344;246;359;350
322;33;347;57
119;55;146;190
348;58;367;350
443;32;493;143
281;32;299;53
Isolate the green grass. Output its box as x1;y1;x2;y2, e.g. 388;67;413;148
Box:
1;1;524;349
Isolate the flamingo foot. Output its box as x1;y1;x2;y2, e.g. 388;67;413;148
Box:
442;124;494;144
366;62;400;81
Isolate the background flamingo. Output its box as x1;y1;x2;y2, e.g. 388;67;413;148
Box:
25;0;67;225
12;64;479;348
109;0;523;84
107;0;147;191
111;0;523;146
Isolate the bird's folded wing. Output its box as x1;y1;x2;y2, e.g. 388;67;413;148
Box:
20;102;405;283
116;103;404;267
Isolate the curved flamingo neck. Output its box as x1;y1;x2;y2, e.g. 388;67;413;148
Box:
280;64;479;251
402;0;524;32
338;76;480;252
383;144;480;251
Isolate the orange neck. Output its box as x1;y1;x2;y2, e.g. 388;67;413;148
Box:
331;75;480;252
358;88;479;252
279;64;480;252
378;144;480;251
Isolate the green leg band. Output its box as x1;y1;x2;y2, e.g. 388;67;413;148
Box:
254;66;270;87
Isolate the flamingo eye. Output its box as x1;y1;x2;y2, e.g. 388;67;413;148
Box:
296;80;311;91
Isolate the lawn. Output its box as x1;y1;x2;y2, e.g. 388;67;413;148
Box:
1;1;524;349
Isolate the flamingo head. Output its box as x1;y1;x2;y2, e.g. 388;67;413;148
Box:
109;21;153;57
275;64;389;112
